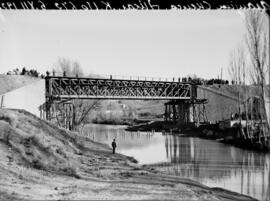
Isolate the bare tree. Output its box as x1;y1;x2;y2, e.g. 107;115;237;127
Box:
72;61;84;77
228;43;246;85
53;57;84;77
53;57;71;76
245;11;268;85
53;57;100;132
245;11;268;117
73;100;100;133
244;10;269;137
228;43;248;138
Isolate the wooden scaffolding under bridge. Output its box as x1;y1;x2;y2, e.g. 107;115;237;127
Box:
164;99;208;126
39;100;75;130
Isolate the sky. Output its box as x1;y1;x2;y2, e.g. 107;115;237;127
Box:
0;10;246;80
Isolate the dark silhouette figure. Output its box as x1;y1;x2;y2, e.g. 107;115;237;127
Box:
112;139;116;154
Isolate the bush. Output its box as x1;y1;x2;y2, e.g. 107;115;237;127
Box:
7;67;42;78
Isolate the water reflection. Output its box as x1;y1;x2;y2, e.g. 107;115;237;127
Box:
83;124;167;164
83;124;270;201
162;134;270;201
84;124;155;148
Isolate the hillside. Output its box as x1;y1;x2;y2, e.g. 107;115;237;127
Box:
0;108;257;201
0;75;40;95
198;85;268;122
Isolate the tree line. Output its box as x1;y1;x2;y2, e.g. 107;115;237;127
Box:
6;67;45;78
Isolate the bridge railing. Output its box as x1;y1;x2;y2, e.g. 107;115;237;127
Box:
46;71;184;82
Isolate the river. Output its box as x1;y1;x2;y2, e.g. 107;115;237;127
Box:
83;124;270;201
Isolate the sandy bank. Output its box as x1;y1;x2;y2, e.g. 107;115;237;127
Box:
0;109;258;201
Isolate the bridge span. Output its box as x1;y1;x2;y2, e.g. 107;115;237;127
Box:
41;74;207;130
45;76;196;101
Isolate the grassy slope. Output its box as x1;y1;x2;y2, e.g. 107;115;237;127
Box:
0;75;40;95
0;109;257;201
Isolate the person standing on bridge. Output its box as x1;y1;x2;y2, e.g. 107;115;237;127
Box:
112;138;117;154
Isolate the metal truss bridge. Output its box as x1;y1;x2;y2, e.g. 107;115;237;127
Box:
45;76;197;101
41;75;207;130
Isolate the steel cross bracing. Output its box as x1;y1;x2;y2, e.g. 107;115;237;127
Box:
46;76;195;101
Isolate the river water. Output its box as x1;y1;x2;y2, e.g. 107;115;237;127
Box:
83;124;270;201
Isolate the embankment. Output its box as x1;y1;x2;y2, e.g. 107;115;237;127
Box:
0;108;258;201
0;75;40;95
0;75;44;117
197;85;264;122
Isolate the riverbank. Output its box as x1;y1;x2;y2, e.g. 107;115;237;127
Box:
0;109;258;201
127;121;270;152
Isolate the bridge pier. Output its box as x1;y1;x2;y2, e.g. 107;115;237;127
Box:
164;100;191;124
39;100;75;130
164;99;208;126
63;102;74;130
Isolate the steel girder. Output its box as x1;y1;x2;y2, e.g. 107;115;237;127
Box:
46;76;194;100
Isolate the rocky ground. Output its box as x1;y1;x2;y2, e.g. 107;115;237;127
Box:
0;109;258;201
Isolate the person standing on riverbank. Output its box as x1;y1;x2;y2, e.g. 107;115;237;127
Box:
112;139;116;154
